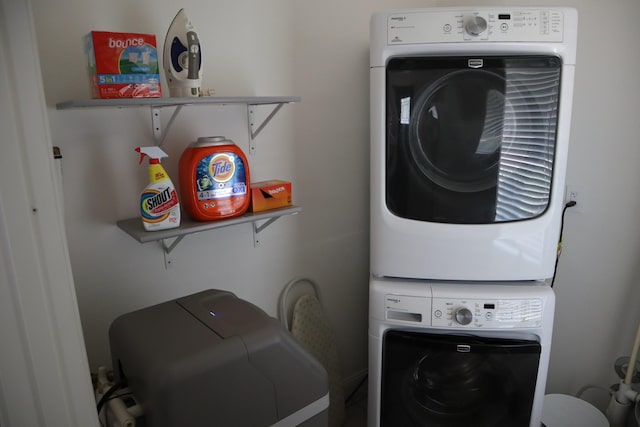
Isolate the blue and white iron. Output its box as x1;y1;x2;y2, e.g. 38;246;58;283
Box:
163;9;202;97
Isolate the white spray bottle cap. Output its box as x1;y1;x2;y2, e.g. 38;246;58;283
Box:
135;146;168;165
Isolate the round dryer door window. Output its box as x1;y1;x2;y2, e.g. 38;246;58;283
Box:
386;56;562;224
409;69;507;193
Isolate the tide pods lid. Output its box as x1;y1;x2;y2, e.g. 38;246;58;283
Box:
192;136;235;147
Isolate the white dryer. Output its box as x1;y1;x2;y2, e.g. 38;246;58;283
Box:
368;277;555;427
370;8;578;281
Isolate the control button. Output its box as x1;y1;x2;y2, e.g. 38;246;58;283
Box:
500;23;509;31
465;15;488;36
485;312;494;320
454;307;473;325
434;309;443;318
443;23;452;32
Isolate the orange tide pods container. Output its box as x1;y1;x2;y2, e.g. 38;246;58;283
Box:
179;136;250;221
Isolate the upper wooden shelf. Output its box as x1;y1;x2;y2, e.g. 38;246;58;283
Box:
56;96;301;110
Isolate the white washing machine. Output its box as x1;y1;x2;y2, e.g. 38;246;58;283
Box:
368;277;555;427
370;7;578;281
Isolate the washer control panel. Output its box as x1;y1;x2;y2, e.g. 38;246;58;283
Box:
385;293;544;328
432;297;544;328
388;9;564;44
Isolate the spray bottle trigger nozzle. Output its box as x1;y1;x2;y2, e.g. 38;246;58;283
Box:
136;149;146;165
135;146;168;165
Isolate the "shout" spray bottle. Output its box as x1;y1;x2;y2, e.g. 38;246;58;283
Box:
136;146;181;231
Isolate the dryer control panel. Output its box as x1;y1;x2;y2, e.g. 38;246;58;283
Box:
432;297;544;329
388;9;564;44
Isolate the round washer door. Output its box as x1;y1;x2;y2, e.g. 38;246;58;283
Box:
380;331;542;427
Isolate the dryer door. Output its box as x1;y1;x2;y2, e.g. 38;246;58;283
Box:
380;331;541;427
386;56;561;224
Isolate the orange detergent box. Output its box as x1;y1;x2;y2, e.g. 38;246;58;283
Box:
83;31;162;99
249;180;292;212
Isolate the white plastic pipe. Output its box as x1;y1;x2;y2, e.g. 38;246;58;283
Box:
607;382;634;427
606;324;640;427
625;324;640;385
107;397;135;427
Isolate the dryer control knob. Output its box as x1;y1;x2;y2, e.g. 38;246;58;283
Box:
455;307;473;325
465;15;488;36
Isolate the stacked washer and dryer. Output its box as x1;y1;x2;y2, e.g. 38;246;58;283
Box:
368;7;578;427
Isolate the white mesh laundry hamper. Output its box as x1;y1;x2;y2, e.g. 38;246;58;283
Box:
279;278;345;427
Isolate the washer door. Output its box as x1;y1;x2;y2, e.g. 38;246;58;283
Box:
380;331;541;427
386;56;561;224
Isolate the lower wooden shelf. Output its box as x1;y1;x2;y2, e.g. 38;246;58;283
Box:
116;205;302;247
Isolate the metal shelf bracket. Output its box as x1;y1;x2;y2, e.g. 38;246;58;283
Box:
151;105;183;146
159;236;184;269
247;103;285;154
149;211;291;265
161;236;184;254
252;216;281;247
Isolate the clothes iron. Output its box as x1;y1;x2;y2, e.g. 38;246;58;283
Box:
163;9;202;97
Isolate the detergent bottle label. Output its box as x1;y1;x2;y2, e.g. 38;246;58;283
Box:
195;152;247;201
141;187;180;223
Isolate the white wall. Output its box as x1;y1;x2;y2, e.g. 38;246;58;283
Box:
546;0;640;407
31;0;640;409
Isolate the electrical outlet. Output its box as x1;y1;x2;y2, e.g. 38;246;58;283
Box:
565;185;583;213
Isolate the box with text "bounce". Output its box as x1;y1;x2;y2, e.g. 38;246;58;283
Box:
84;31;162;99
249;180;292;213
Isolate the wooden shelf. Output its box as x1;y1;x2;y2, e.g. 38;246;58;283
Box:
56;96;300;110
56;96;300;148
117;205;302;251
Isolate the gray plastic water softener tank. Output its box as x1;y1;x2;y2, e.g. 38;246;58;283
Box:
109;289;329;427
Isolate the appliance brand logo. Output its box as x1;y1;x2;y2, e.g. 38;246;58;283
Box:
468;59;484;68
457;345;471;353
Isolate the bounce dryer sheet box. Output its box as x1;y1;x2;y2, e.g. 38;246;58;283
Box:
83;31;162;99
249;180;292;213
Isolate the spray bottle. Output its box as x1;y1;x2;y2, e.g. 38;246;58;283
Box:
136;146;181;231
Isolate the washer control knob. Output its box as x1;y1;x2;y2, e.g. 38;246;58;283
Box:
465;15;488;36
455;307;473;325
